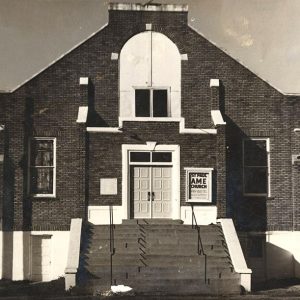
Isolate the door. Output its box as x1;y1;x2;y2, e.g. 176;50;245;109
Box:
31;235;52;281
132;166;172;218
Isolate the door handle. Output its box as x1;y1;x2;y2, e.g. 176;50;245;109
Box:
151;192;155;201
147;192;151;201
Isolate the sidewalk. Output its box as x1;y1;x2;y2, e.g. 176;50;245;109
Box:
1;278;300;300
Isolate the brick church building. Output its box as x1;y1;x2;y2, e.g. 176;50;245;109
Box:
0;3;299;295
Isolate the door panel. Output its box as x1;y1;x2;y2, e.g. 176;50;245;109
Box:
133;167;151;218
132;166;172;219
152;167;172;218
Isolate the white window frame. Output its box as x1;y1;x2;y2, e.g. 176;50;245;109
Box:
28;137;56;198
129;150;173;166
134;86;171;118
122;144;180;220
243;137;270;197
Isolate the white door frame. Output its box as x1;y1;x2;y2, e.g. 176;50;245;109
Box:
122;143;180;220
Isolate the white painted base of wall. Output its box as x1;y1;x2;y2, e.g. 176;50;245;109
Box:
88;205;217;225
181;206;217;225
0;231;70;281
266;231;300;279
88;206;124;225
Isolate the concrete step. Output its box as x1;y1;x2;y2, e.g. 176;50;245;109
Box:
90;229;204;237
83;277;241;295
90;229;223;239
85;254;231;268
135;266;237;278
84;272;239;283
89;236;225;246
84;264;238;278
80;222;239;296
85;245;229;257
90;224;221;232
121;219;184;225
86;241;227;257
85;265;236;281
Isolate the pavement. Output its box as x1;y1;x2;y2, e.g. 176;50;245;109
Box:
1;279;300;300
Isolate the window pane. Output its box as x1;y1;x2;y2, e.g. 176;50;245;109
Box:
153;90;168;117
244;167;267;194
30;167;53;194
130;152;151;162
31;140;53;166
152;152;172;162
135;90;150;117
244;140;267;166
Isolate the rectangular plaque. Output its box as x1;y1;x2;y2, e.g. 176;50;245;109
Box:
185;168;213;203
100;178;118;195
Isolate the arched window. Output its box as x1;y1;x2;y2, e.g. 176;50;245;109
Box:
119;31;181;118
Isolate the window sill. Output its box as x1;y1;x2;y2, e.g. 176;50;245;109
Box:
30;195;57;200
87;117;218;135
119;117;182;122
243;194;270;197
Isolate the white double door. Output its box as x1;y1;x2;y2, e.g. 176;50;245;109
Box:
132;166;172;219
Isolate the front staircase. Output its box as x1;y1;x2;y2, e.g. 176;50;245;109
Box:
78;219;241;295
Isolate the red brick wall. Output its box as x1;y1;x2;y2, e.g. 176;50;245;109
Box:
0;9;298;231
88;122;221;211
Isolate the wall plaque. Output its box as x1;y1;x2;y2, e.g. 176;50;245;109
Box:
100;178;118;195
185;168;213;203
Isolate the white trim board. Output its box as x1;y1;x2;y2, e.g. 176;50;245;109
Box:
218;218;252;292
86;117;217;134
122;143;181;220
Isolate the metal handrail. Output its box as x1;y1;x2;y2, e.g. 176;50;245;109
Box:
191;205;207;283
109;205;115;286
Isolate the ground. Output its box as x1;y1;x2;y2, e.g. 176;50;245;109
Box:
1;278;300;299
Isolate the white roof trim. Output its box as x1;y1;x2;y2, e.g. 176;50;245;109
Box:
86;117;217;135
5;23;108;93
76;106;88;123
294;128;300;132
108;3;188;12
211;110;226;126
0;125;4;131
87;127;122;133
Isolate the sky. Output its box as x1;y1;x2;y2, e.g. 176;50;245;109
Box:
0;0;300;94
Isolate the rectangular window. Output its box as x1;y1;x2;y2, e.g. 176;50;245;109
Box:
152;152;172;162
135;89;150;117
135;88;169;117
129;151;172;164
153;90;168;117
130;151;151;162
29;138;56;197
243;138;269;196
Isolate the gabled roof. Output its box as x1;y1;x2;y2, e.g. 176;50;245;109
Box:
0;3;298;96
